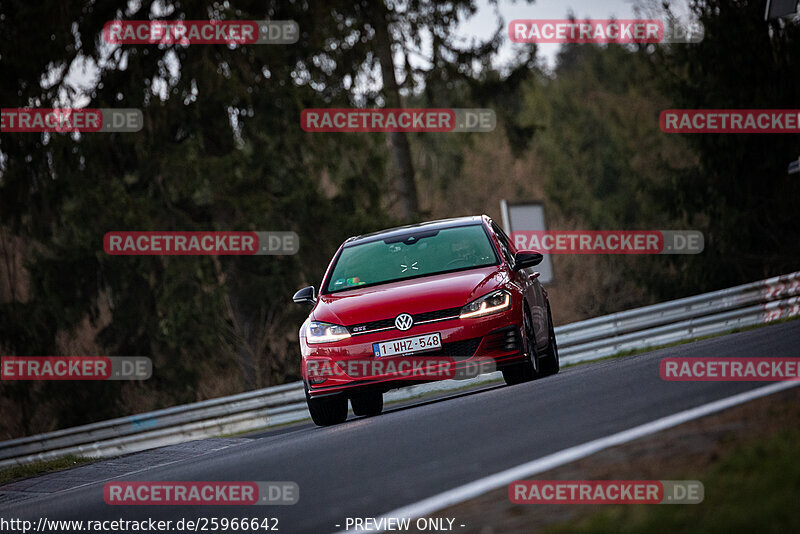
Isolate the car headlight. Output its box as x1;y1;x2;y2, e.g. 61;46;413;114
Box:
460;290;512;319
306;321;351;344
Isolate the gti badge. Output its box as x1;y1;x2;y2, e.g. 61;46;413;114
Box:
394;313;414;331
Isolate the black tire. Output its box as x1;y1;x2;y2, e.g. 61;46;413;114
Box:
350;391;383;417
539;302;560;377
305;386;348;426
502;305;540;386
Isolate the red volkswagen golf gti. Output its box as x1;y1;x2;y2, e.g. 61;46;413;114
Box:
292;215;559;426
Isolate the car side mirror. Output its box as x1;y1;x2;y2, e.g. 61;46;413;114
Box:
513;250;543;270
293;286;317;304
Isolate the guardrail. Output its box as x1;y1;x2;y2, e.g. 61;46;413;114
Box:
1;270;798;468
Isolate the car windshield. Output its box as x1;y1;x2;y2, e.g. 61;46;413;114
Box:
325;224;499;293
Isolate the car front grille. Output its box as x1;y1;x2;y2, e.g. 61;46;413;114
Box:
347;306;462;335
430;337;482;359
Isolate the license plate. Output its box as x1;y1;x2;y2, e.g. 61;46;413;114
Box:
373;333;442;357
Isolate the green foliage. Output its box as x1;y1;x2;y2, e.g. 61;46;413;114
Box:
651;0;800;293
0;455;92;485
0;0;511;435
515;1;799;303
0;0;397;433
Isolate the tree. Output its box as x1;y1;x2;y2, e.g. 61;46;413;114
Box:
651;0;800;293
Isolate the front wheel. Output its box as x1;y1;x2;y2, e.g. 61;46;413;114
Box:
539;302;560;377
305;386;348;426
502;306;540;386
351;391;383;417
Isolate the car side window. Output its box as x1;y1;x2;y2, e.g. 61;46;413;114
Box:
491;223;515;265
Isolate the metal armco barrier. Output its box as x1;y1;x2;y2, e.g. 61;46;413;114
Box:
1;270;798;468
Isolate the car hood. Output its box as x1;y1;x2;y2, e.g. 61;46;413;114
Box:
312;266;508;326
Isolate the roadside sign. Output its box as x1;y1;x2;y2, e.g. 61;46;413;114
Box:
500;200;554;284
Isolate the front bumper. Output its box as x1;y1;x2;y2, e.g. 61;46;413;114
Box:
302;309;525;398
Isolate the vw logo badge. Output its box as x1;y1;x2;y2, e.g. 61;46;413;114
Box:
395;313;414;331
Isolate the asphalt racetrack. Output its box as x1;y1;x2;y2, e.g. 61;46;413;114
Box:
3;320;799;533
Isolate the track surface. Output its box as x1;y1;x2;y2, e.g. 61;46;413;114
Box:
3;321;799;533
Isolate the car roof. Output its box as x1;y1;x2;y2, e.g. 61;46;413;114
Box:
343;215;491;247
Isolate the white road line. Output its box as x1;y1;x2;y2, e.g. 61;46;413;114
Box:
339;381;799;533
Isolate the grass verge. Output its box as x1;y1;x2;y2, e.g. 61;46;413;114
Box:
542;427;800;534
0;455;93;486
